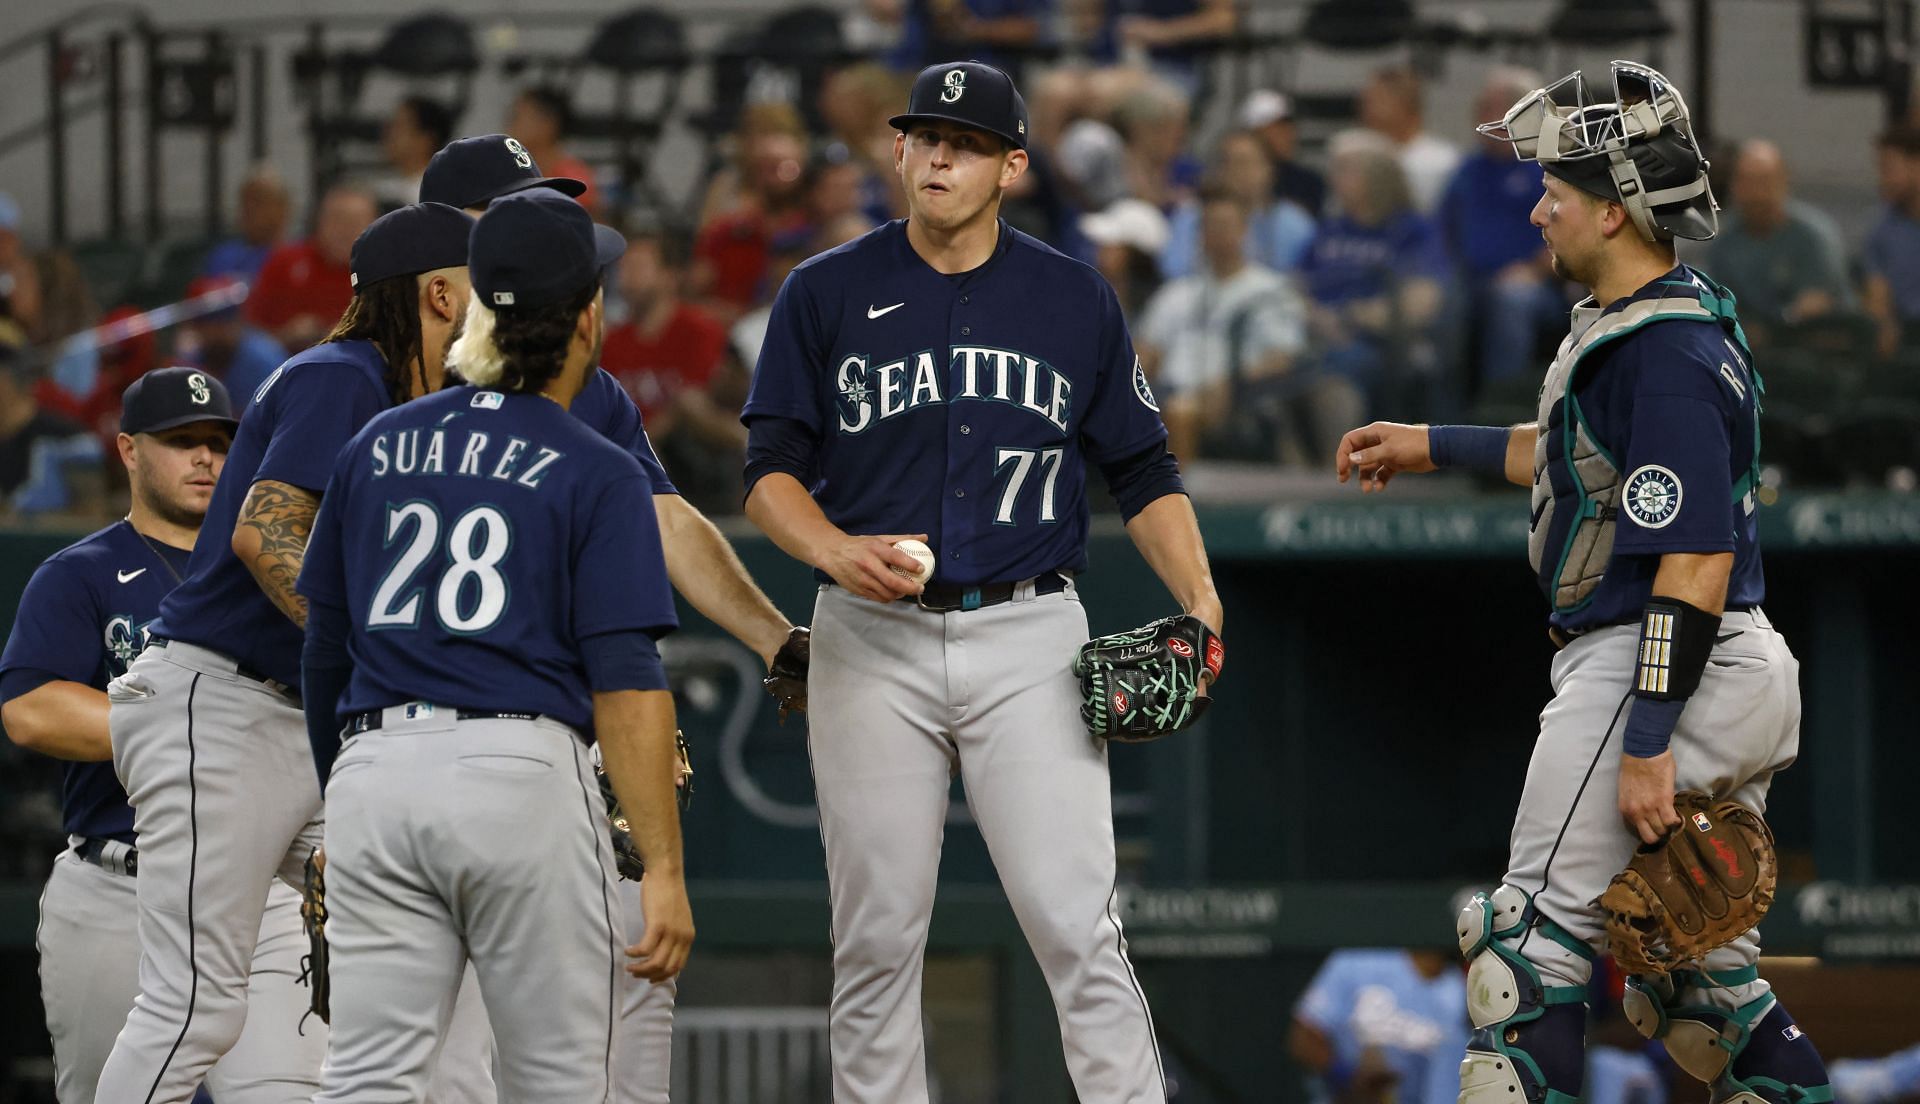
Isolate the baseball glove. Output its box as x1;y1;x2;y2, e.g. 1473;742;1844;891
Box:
1596;791;1778;976
597;731;694;881
298;848;330;1026
1074;614;1224;742
763;626;810;723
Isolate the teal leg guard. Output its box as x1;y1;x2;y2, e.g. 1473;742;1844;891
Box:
1623;973;1834;1104
1456;887;1593;1104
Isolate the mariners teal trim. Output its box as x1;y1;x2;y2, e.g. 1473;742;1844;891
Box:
1541;286;1757;613
1700;964;1761;988
961;588;982;611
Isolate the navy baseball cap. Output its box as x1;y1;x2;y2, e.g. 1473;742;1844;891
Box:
121;366;238;435
889;61;1029;150
470;190;625;310
349;202;475;292
421;133;588;210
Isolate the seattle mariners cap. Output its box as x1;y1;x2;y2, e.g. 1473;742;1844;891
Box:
469;189;625;310
348;202;475;292
421;133;588;210
120;366;238;435
889;61;1029;150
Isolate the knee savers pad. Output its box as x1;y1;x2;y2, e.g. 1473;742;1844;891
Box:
1456;887;1591;1104
1623;975;1834;1104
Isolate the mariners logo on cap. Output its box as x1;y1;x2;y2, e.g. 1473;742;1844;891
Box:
504;136;532;169
1624;464;1683;529
187;372;211;405
942;68;967;104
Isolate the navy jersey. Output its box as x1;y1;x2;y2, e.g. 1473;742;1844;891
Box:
574;366;679;497
158;339;676;686
0;522;193;843
1558;269;1766;633
153;339;391;685
743;220;1166;585
297;386;677;731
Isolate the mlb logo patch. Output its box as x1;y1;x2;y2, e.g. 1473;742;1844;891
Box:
1782;1024;1804;1042
404;702;436;720
492;291;516;306
471;392;504;410
1693;812;1713;832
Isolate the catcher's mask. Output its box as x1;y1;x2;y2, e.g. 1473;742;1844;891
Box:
1477;60;1717;243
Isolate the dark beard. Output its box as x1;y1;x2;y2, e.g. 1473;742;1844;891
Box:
1550;251;1578;284
139;481;207;530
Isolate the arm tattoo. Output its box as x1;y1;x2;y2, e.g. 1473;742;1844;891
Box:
237;479;321;629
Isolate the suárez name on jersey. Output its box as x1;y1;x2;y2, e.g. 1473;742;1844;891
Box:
367;425;564;489
837;344;1071;434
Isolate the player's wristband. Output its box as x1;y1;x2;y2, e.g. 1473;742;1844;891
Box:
1622;596;1721;758
1427;425;1510;476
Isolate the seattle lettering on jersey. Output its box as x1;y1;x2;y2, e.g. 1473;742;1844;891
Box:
835;345;1071;434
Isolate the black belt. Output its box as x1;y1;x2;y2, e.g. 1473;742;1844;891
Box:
149;638;300;702
346;707;542;736
76;836;138;877
913;571;1068;613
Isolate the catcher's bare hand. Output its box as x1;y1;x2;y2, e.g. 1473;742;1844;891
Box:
628;872;695;982
816;533;928;602
1619;750;1681;845
1335;422;1436;493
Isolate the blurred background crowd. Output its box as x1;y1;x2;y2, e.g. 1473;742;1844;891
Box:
4;0;1919;527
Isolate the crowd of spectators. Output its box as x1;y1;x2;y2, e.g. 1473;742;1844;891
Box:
3;29;1920;526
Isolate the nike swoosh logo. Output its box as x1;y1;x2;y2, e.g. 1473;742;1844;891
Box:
117;569;147;583
1715;631;1741;644
867;302;905;320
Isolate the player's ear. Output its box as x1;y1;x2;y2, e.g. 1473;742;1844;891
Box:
894;131;907;173
116;432;138;472
1001;147;1029;190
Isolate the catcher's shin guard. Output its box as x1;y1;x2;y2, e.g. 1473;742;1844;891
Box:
1456;886;1590;1104
1623;974;1833;1104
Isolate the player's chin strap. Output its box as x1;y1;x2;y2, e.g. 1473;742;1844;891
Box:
1457;886;1592;1104
1623;969;1835;1104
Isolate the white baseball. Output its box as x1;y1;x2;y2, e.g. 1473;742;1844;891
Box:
891;539;935;584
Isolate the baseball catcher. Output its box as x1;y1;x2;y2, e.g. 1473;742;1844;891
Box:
1336;60;1831;1104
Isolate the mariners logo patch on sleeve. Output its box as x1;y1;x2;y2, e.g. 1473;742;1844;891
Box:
1624;464;1683;529
1133;357;1158;412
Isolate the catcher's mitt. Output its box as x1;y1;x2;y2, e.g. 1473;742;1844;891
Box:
1596;791;1777;976
763;626;810;723
597;731;694;881
1074;614;1223;742
298;848;329;1026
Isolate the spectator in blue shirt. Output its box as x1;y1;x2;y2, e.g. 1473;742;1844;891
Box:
1094;0;1235;96
1300;130;1448;407
1863;126;1920;356
199;166;291;285
1437;68;1567;388
890;0;1051;74
1289;948;1468;1104
1240;88;1327;216
174;275;287;407
1161;129;1316;279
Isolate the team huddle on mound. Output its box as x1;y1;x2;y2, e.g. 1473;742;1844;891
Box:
1;57;1832;1104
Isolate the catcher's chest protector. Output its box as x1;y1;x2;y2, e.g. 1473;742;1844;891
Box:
1529;276;1759;615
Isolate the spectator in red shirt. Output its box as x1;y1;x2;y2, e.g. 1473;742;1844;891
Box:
245;181;377;351
604;225;728;429
507;87;602;218
692;129;811;324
